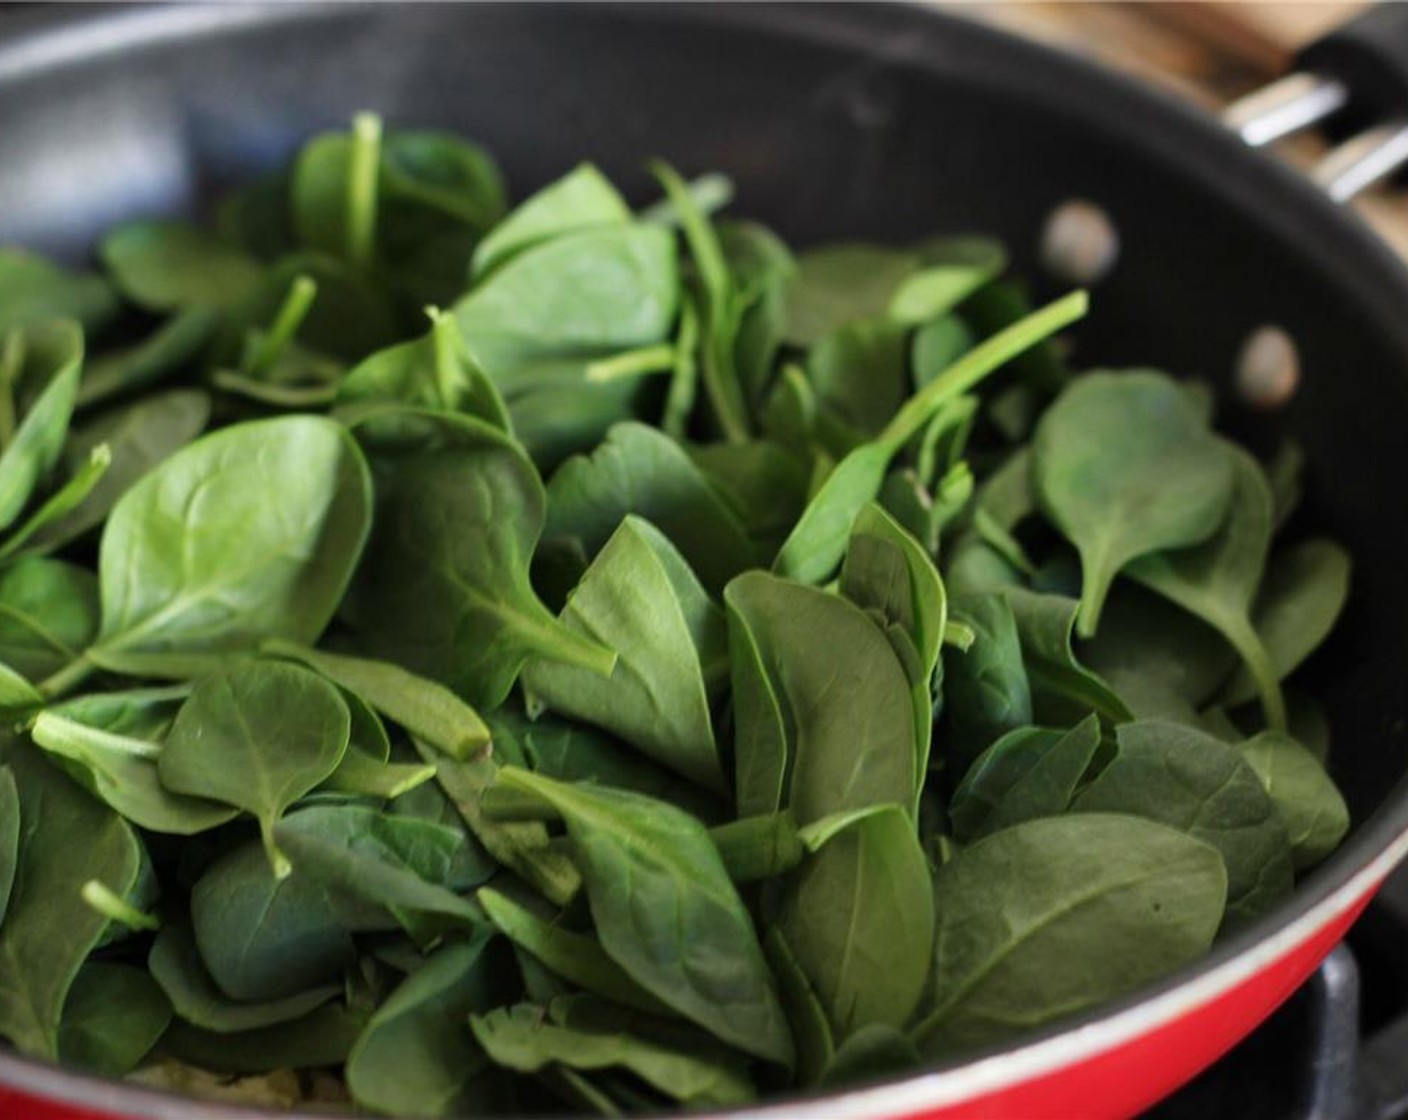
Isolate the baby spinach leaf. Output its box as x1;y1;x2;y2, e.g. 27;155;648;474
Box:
944;592;1033;774
471;1000;755;1108
689;440;809;563
59;962;171;1077
784;245;920;347
725;571;916;825
913;814;1225;1055
525;516;726;794
493;706;722;822
1221;539;1351;707
809;319;909;444
820;1024;921;1089
472;163;630;279
1079;583;1237;722
348;932;514;1118
1072;720;1293;928
1128;445;1286;730
292;113;383;270
162;1002;369;1075
0;557;98;681
545;422;754;595
322;747;436;801
478;886;672;1017
778;805;934;1040
1240;730;1349;871
454;225;677;390
421;745;581;909
101;220;262;311
648;161;750;443
948;715;1102;843
0;319;84;534
0;251;117;338
338;309;510;431
776;291;1087;584
347;408;614;708
271;804;483;939
0;766;17;928
158;661;352;878
494;768;795;1067
91;416;372;675
149;923;340;1033
261;641;490;761
30;701;237;835
1033;370;1235;637
380;128;506;239
77;309;215;411
0;738;143;1058
30;389;211;554
190;835;359;1003
1002;589;1132;727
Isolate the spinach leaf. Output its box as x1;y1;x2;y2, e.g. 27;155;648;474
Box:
0;251;117;337
30;695;238;835
158;661;351;877
545;422;753;594
1127;446;1286;729
292;113;383;270
149;923;340;1033
101;220;262;311
725;570;916;824
421;745;582;908
90;416;372;678
0;766;17;928
944;592;1033;773
347;408;614;709
1072;720;1292;927
820;1024;921;1089
0;738;143;1058
0;319;84;534
472;163;630;279
1032;370;1235;637
1079;583;1237;722
689;440;809;563
913;814;1225;1055
494;767;795;1067
478;886;673;1017
59;962;171;1077
784;245;920;347
471;1000;755;1108
188;831;358;1002
0;557;98;681
162;1002;369;1075
778;805;934;1039
1002;589;1132;727
524;516;726;794
775;291;1087;584
948;715;1102;842
261;640;490;760
31;389;211;554
338;308;510;431
78;309;215;411
1221;539;1351;707
809;319;911;449
347;932;514;1118
1240;730;1349;871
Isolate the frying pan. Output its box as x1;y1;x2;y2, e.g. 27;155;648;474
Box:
2;3;1408;1118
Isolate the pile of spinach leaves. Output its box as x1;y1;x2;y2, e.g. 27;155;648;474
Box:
0;114;1352;1116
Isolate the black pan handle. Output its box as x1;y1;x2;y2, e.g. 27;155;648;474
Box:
1298;4;1408;137
1224;4;1408;202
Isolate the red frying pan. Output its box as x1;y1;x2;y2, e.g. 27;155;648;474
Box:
3;4;1408;1117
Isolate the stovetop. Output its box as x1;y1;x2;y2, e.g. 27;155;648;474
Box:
1150;868;1408;1120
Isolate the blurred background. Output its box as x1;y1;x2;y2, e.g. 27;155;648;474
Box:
955;1;1408;256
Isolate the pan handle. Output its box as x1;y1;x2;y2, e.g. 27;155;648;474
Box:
1223;4;1408;203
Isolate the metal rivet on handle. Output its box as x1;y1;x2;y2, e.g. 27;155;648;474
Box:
1040;200;1119;286
1236;326;1300;409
